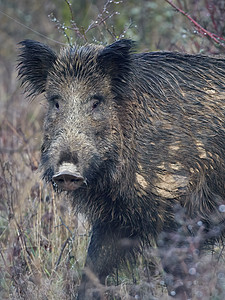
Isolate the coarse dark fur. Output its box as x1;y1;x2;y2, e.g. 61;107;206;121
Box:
18;39;225;299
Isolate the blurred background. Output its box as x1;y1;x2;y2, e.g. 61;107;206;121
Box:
0;0;225;299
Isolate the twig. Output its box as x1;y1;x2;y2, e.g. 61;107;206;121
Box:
48;13;72;45
54;217;77;270
218;242;225;262
165;0;225;47
64;0;74;21
54;236;70;271
0;248;7;267
51;0;124;43
84;0;121;39
58;216;73;235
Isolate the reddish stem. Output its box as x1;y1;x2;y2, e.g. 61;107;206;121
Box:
165;0;225;47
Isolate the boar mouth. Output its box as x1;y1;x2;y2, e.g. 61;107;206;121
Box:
52;163;85;191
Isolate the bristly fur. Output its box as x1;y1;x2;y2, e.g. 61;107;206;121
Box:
97;39;135;96
17;39;135;100
17;39;225;298
17;40;57;98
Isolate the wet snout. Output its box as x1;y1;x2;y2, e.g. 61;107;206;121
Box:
52;163;85;191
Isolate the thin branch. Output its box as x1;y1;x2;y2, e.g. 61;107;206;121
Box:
54;217;76;270
54;236;70;271
165;0;225;47
218;242;225;262
58;216;73;235
54;0;123;43
64;0;74;21
48;13;72;45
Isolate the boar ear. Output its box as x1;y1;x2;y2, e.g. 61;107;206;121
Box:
17;40;57;98
97;39;134;88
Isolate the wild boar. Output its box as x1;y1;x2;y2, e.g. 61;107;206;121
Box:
18;39;225;299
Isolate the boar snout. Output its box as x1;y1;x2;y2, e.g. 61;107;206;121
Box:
52;163;85;191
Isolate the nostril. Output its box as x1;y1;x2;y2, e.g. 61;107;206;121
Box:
57;178;65;183
70;178;82;183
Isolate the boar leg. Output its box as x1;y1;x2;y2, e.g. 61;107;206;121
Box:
77;222;137;300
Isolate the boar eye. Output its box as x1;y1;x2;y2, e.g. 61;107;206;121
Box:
92;100;100;110
91;95;104;111
55;101;59;109
49;95;60;110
